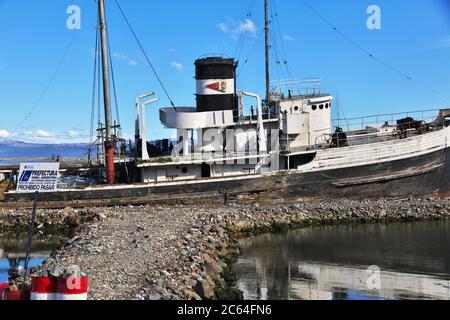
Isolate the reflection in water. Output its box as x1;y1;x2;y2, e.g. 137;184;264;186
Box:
0;233;64;283
233;221;450;300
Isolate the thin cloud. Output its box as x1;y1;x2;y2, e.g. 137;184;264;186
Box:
112;52;139;66
128;59;138;66
35;129;54;138
217;23;229;33
168;48;177;52
238;19;257;36
434;37;450;49
67;130;79;138
0;129;10;138
283;34;295;42
171;61;183;70
217;18;258;38
11;129;91;144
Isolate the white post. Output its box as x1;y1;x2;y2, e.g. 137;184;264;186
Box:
141;97;160;161
135;93;154;151
242;91;267;154
184;132;189;158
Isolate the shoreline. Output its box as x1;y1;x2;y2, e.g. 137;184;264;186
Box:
1;197;449;300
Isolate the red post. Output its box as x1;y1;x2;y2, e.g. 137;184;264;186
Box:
105;144;115;185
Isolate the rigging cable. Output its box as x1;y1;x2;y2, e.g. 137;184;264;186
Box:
97;30;103;130
13;32;77;133
272;0;289;63
97;22;106;164
106;26;122;139
237;29;265;78
113;0;177;110
269;1;302;95
297;0;412;81
297;1;450;106
270;28;286;87
234;0;257;61
90;27;100;146
269;12;288;81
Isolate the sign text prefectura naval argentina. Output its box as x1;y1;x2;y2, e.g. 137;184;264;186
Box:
16;163;60;193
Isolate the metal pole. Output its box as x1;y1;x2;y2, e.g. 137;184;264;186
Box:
23;191;38;284
98;0;115;184
264;0;270;104
98;0;112;141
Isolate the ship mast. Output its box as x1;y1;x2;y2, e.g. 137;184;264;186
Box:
98;0;115;184
264;0;270;104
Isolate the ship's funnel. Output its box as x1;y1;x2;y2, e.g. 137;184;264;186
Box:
195;57;237;113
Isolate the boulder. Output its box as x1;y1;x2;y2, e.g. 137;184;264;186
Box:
194;276;215;300
200;253;222;282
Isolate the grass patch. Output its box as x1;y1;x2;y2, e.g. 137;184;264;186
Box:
109;198;121;205
214;255;244;300
154;157;173;164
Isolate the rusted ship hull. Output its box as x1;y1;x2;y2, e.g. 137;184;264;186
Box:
4;145;449;204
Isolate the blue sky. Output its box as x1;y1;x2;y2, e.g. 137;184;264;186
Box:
0;0;449;143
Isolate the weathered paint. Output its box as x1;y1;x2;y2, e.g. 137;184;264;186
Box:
5;147;449;202
6;127;450;202
304;127;447;172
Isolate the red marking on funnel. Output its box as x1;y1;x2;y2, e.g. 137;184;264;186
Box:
206;82;221;91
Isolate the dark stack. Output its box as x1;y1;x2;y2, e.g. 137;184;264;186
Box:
195;57;238;114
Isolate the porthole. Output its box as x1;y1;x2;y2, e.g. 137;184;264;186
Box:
181;167;188;174
319;104;324;110
294;106;299;112
325;103;329;109
312;105;317;111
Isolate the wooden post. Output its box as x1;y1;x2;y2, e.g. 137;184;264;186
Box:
23;191;38;283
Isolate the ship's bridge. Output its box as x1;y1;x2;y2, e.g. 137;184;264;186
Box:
271;79;334;150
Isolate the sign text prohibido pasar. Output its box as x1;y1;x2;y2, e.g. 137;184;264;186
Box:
17;163;60;193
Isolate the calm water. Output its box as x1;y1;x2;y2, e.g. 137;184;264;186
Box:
233;220;450;300
0;234;62;283
0;142;92;165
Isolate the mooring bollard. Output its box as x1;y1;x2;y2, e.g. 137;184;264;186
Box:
224;190;229;205
1;286;30;301
56;277;88;300
31;276;57;301
0;282;8;300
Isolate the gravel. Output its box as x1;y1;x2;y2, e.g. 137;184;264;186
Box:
1;197;449;300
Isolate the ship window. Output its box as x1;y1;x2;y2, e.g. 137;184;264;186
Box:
325;103;329;109
294;106;299;111
312;105;317;111
319;104;324;110
181;167;188;174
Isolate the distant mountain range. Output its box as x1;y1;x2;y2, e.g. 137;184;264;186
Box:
0;140;93;162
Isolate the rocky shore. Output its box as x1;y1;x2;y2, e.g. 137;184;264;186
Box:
0;207;103;233
1;197;449;300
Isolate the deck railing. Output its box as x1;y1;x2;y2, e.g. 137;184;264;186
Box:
327;108;447;149
271;78;322;98
332;109;443;133
280;108;448;152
